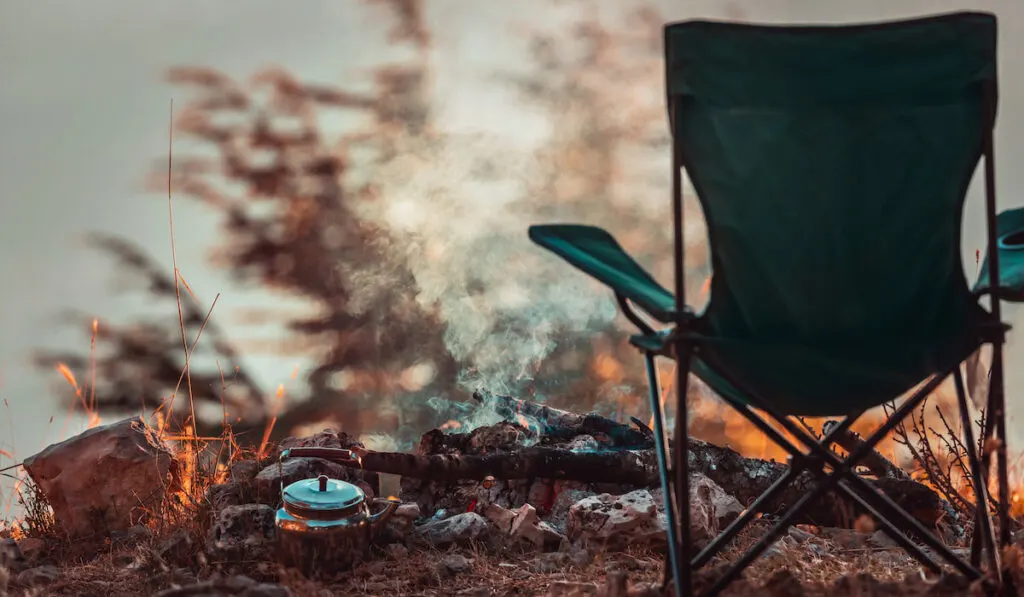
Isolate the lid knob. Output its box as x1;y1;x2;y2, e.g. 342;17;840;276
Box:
318;474;329;492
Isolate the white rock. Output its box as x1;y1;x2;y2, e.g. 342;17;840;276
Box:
415;512;490;546
567;474;736;551
395;502;421;521
481;503;516;533
509;504;565;550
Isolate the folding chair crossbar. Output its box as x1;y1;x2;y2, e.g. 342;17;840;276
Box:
641;338;995;597
695;349;993;577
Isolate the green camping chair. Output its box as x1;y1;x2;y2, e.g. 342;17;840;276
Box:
529;11;1019;597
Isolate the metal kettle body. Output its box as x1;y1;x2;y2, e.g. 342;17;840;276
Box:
274;447;399;575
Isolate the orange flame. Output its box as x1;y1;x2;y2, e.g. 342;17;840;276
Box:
258;384;286;459
56;363;81;397
439;419;462;432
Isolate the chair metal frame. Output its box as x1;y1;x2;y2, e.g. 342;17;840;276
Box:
619;53;1015;597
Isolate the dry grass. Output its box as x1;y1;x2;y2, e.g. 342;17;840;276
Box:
3;518;1020;596
4;470;1022;597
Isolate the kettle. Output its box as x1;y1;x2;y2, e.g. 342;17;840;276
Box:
274;446;400;574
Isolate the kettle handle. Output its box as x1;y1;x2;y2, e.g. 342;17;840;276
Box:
278;447;363;503
367;497;401;534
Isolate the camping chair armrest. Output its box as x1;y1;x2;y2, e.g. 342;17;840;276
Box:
528;224;678;322
974;207;1024;302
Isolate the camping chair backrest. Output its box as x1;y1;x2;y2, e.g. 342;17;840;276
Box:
664;13;997;348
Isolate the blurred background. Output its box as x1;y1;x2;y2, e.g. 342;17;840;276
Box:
2;0;1022;515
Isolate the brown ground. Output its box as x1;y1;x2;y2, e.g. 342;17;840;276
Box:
4;518;1021;597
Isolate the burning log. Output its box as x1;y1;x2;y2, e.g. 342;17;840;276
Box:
352;437;959;536
355;445;659;485
471;390;653;448
467;391;955;534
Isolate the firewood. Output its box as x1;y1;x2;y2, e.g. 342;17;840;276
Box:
471;390;653;448
350;438;959;535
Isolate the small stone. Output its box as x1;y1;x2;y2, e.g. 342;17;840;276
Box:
481;503;516;533
415;512;490;546
548;488;597;534
395;502;421;521
230;459;261;483
207;482;250;511
437;553;473;576
510;504;566;551
207;504;277;561
16;565;60;587
381;502;422;543
456;587;490;597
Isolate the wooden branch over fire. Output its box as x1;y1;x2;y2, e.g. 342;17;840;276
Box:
353;445;658;485
351;437;957;534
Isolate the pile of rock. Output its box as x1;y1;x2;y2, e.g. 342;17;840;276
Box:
1;416;745;595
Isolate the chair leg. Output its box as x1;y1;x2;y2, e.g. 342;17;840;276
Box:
988;351;1013;549
673;346;694;597
954;369;1000;576
644;353;684;596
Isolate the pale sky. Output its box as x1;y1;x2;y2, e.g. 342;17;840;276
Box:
1;0;1023;512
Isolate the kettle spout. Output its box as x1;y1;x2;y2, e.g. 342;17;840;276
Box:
368;497;401;533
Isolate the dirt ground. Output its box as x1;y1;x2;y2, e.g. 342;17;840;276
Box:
4;520;1021;597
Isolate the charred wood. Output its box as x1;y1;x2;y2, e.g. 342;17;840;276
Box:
354;437;959;537
471;390;652;448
